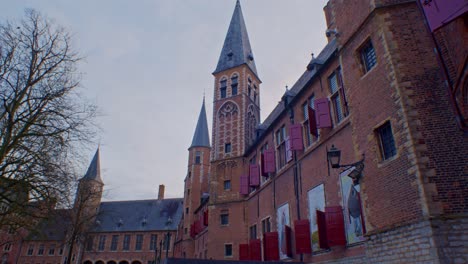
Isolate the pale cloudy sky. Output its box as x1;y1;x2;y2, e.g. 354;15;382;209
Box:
1;0;329;201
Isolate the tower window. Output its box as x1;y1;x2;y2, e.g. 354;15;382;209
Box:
231;75;238;96
225;143;231;153
224;180;231;190
220;79;227;99
360;40;377;73
376;121;397;160
195;151;201;164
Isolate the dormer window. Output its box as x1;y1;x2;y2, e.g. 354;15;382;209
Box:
227;50;233;61
142;217;147;227
117;219;123;227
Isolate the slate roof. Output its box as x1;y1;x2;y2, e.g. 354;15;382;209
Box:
165;259;300;264
213;0;258;78
190;98;211;148
81;148;103;183
258;39;338;133
28;209;71;241
93;198;183;232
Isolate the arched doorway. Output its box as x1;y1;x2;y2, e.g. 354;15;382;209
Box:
131;261;142;264
107;261;117;264
119;261;129;264
83;261;92;264
96;261;105;264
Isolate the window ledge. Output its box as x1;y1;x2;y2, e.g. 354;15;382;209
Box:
377;154;399;168
360;63;378;79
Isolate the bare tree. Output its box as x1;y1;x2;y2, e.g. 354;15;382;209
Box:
0;9;97;230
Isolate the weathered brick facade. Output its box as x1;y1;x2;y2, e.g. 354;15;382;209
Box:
175;1;468;263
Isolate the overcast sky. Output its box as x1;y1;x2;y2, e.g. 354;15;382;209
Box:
1;0;329;201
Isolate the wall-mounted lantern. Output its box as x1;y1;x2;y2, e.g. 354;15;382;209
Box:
327;145;365;184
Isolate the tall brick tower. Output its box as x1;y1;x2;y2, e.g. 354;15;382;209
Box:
179;98;211;258
74;148;104;213
208;0;261;259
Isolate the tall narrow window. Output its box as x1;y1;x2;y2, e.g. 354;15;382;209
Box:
224;244;233;257
275;126;286;169
86;236;94;251
220;79;227;99
249;225;257;240
231;75;238;96
329;68;348;124
48;244;55;255
220;211;229;225
302;95;317;147
135;234;143;251
376;121;397;160
3;243;11;252
225;143;231;153
38;244;44;255
224;180;231;190
195;151;201;164
27;245;34;256
360;40;377;73
262;217;271;234
150;234;158;250
111;235;119;251
98;235;106;251
123;235;131;251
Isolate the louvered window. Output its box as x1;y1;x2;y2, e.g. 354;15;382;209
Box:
360;40;377;73
231;75;238;96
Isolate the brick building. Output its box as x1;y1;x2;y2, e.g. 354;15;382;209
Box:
174;0;468;263
5;149;183;264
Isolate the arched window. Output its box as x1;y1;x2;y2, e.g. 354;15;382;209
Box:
220;78;227;99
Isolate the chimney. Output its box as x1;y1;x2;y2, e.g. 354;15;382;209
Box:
158;184;165;200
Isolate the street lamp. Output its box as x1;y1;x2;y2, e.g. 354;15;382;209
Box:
327;145;365;184
165;217;173;260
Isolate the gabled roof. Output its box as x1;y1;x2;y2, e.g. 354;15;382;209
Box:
213;0;258;78
92;198;183;232
80;148;103;184
256;39;338;140
190;98;210;149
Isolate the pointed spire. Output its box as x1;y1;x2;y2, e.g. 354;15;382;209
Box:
213;0;258;77
190;99;210;149
81;148;103;183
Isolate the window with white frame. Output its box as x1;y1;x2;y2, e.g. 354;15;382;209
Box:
328;68;348;124
275;126;286;169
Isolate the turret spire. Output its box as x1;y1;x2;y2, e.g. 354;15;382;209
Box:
190;99;210;148
81;147;103;183
213;0;258;77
